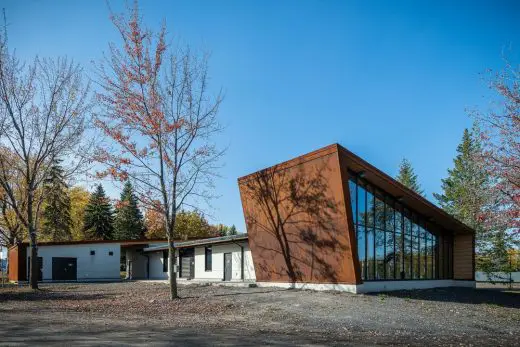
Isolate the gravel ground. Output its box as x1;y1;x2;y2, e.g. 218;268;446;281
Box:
0;282;519;346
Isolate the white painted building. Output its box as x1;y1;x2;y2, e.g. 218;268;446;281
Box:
8;240;166;282
126;235;256;283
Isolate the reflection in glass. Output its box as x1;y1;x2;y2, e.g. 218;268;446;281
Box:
348;175;447;281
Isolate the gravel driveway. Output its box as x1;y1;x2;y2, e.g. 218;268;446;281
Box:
0;282;518;346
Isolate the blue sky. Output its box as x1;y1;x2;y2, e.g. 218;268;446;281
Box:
4;0;520;232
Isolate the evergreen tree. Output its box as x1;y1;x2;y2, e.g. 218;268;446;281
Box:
228;224;238;235
83;184;114;240
41;159;72;241
114;181;145;240
433;125;515;276
433;127;488;231
396;158;424;195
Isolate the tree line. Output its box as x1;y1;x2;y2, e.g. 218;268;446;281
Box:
0;162;238;245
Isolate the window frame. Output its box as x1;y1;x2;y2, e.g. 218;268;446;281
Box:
205;246;212;272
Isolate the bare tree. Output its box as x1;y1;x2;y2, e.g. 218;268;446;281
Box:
95;3;223;299
0;21;91;289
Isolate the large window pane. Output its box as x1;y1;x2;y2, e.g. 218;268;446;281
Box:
366;227;375;280
349;179;357;226
420;227;427;279
357;225;366;280
375;229;385;280
412;221;420;279
358;184;366;226
395;207;404;279
385;230;395;280
425;233;432;280
404;214;412;279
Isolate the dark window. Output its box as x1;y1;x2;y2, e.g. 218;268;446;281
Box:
108;251;114;256
205;247;212;271
90;250;95;256
348;174;448;282
163;250;168;272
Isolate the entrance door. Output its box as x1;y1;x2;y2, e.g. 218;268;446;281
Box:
52;257;77;281
179;248;194;279
224;253;232;281
27;257;43;281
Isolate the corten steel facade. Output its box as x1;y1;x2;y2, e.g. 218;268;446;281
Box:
238;144;476;293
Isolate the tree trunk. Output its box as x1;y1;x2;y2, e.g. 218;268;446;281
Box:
29;234;38;289
27;189;38;290
168;239;178;299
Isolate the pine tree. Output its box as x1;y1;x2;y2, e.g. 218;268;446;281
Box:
433;127;488;231
434;125;515;276
83;184;114;240
114;181;145;240
228;225;238;235
41;159;72;242
396;158;424;195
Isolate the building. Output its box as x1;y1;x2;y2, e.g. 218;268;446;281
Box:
128;234;255;282
7;235;255;283
7;240;166;282
238;144;475;293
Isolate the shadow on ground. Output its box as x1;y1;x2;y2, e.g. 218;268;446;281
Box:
366;286;520;309
0;288;114;302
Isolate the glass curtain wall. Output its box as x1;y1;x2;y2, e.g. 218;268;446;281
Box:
349;174;452;281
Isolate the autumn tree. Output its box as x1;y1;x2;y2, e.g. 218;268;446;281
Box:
144;206;165;239
41;159;73;242
69;186;90;240
83;185;114;240
114;181;145;240
396;158;424;195
0;22;91;289
175;210;212;239
94;3;223;299
470;58;519;238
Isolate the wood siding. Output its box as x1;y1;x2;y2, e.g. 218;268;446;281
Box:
453;233;475;280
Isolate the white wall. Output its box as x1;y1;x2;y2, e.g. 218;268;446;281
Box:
148;251;169;279
130;241;256;282
192;242;255;281
30;243;120;281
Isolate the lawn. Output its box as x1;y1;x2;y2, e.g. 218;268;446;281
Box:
0;282;518;346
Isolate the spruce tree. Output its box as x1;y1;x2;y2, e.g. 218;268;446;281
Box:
114;181;145;240
41;159;72;241
396;158;424;195
83;184;114;240
433;127;488;230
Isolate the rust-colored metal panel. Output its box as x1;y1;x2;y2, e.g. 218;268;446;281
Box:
7;245;26;282
338;151;363;284
7;245;19;282
238;144;358;284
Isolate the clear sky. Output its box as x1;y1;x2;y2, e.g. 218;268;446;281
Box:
3;0;520;232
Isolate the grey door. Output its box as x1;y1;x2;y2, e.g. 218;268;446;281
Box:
224;253;232;281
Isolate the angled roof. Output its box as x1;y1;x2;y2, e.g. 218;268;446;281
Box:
337;144;474;234
238;143;473;235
